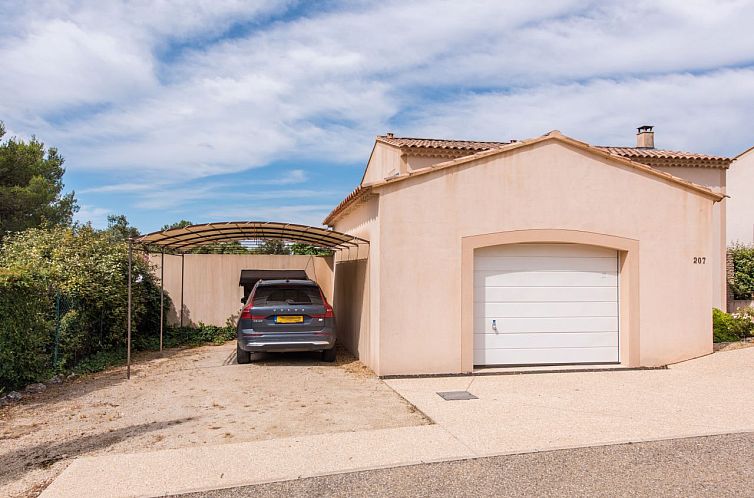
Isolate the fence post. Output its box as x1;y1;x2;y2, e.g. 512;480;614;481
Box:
127;238;132;380
53;291;61;369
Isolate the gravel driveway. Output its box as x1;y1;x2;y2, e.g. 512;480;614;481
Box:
178;432;754;497
0;343;428;498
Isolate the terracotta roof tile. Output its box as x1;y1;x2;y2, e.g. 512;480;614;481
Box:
595;146;731;163
378;135;510;151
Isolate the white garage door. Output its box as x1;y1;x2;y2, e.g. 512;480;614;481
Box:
474;243;619;366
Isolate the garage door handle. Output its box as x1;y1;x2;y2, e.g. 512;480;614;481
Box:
492;319;498;333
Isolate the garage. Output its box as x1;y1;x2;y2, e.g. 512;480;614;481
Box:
326;130;726;376
473;243;619;366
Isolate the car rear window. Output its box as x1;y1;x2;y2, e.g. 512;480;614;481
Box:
252;286;323;306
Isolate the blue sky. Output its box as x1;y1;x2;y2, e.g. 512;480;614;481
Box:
2;0;754;233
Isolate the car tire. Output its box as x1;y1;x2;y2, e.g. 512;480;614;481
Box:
237;343;251;364
321;347;336;363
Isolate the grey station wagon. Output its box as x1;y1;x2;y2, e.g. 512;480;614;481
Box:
236;279;336;363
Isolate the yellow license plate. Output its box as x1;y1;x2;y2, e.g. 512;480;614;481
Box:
276;315;303;324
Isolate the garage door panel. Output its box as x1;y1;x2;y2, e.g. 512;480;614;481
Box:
474;347;619;365
474;332;618;350
475;256;617;272
474;301;618;318
474;243;619;366
474;316;618;334
475;270;617;287
475;286;617;303
475;244;616;258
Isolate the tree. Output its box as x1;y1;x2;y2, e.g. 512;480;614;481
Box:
252;239;290;255
290;242;333;256
106;214;140;241
0;121;78;238
161;220;192;231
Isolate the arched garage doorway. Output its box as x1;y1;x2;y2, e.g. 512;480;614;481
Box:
126;221;367;378
461;229;640;372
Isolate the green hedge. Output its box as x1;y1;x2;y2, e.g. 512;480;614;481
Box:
729;244;754;300
713;307;754;342
0;269;53;389
0;226;167;390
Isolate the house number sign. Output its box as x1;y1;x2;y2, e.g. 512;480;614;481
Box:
693;256;706;264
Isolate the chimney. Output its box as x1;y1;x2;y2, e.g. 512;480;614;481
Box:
386;132;394;139
636;125;654;148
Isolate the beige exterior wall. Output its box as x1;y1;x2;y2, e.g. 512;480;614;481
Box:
653;165;727;309
727;148;754;245
356;141;718;376
332;196;379;370
147;253;334;327
362;142;402;184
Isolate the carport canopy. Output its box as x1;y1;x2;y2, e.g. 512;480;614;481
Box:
136;221;367;251
125;221;367;380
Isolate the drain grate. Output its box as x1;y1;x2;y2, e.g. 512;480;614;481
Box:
437;391;478;401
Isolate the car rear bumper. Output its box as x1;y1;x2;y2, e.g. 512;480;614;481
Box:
237;330;335;352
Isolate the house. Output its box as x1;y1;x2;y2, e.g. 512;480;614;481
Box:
327;128;732;376
727;145;754;246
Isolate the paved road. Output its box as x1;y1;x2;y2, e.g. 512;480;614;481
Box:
178;432;754;497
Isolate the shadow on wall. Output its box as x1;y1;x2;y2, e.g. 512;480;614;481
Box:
333;258;368;357
166;301;193;328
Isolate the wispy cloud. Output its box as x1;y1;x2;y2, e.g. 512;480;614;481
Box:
74;204;112;228
3;0;753;231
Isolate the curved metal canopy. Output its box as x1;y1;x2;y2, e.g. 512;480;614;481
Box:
136;221;367;252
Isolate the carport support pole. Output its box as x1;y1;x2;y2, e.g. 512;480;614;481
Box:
180;253;185;327
127;238;132;380
159;251;164;352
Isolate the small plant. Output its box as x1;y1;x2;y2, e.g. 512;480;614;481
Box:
713;308;754;343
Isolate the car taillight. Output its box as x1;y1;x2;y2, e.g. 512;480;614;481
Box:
312;290;335;319
241;288;266;320
241;306;267;320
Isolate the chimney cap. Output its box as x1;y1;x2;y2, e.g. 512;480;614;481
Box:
637;125;654;133
386;132;394;138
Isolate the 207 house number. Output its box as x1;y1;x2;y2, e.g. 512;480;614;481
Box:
693;256;706;264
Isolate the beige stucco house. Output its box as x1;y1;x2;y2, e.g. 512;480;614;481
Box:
727;145;754;246
328;128;731;376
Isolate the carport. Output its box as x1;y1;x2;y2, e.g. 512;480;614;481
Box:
126;221;367;378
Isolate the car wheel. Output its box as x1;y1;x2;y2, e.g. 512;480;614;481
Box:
237;342;251;364
321;347;336;363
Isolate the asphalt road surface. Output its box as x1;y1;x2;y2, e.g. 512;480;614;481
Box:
178;432;754;497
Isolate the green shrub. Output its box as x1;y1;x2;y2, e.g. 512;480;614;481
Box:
729;244;754;300
713;307;754;342
0;269;53;389
0;225;169;389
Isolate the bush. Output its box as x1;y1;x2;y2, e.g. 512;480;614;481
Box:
0;269;53;389
0;225;169;390
713;307;754;342
729;244;754;300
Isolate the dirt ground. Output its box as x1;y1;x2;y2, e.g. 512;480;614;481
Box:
0;343;429;498
713;338;754;352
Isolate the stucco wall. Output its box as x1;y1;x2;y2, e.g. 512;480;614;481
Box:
332;196;379;370
727;148;754;245
362;142;402;184
372;141;717;376
654;165;727;309
147;253;334;327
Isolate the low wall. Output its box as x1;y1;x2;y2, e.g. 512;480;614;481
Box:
729;299;754;313
148;253;334;327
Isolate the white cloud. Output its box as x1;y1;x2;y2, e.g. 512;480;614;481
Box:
74;204;112;228
206;203;335;227
2;0;754;223
404;68;754;155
